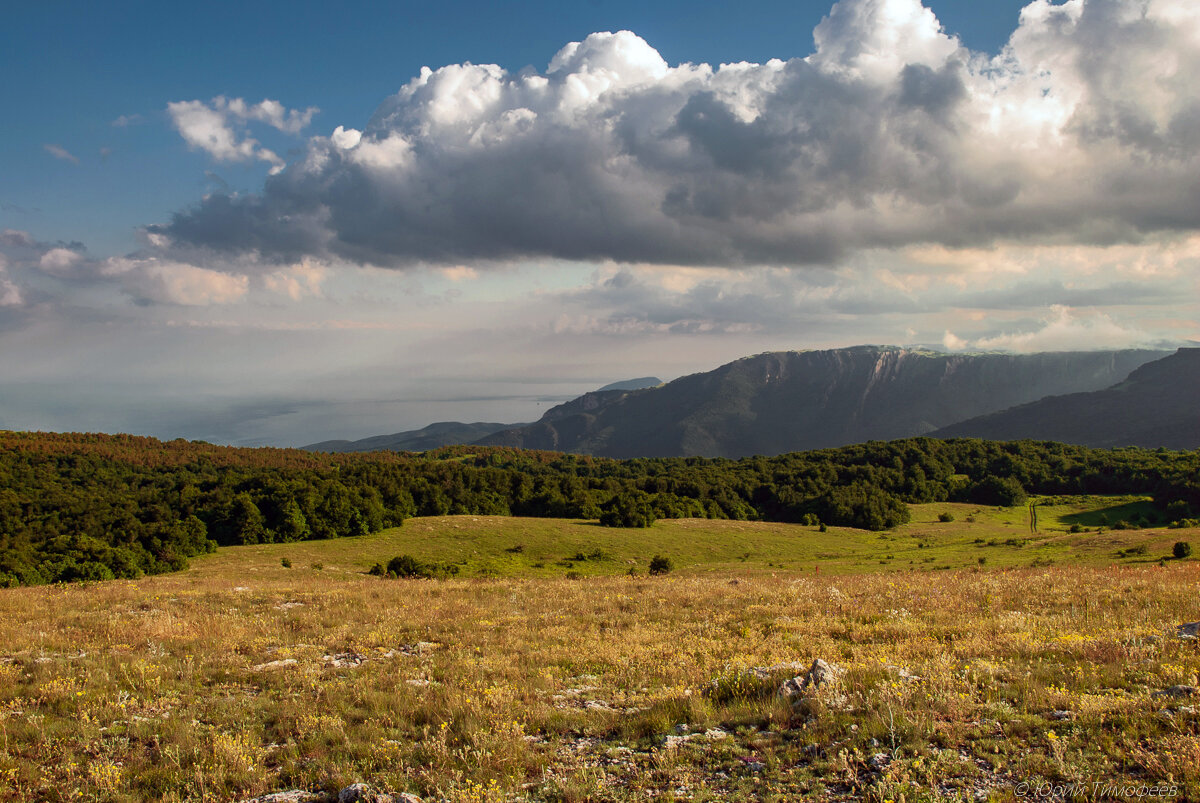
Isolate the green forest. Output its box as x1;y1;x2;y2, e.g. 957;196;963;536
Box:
0;430;1197;586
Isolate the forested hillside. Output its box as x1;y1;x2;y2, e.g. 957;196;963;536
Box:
1;430;1198;586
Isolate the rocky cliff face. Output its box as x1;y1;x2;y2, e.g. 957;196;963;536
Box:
477;346;1169;458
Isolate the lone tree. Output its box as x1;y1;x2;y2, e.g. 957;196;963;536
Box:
648;554;673;575
1174;541;1193;559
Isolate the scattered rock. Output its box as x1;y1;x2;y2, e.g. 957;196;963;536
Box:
275;602;304;610
242;786;419;803
887;664;923;682
243;792;330;803
1046;710;1074;721
1176;622;1200;639
778;676;807;699
1152;685;1198;699
251;658;298;672
806;658;844;689
382;642;440;658
324;652;368;668
868;752;891;772
663;727;728;750
738;756;766;772
339;783;417;803
778;658;844;699
749;661;807;680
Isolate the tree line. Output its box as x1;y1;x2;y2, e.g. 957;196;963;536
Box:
1;431;1197;586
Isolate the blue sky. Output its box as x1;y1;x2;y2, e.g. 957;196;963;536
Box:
1;0;1197;445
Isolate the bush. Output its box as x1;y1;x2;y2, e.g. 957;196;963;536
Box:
387;554;431;578
280;557;292;568
1069;523;1083;534
938;512;955;523
648;555;673;575
1173;541;1193;559
381;554;460;579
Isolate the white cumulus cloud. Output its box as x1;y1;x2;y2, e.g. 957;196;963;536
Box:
167;96;319;175
0;255;22;307
151;0;1200;271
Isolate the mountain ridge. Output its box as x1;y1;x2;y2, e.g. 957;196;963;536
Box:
932;348;1200;449
475;345;1169;457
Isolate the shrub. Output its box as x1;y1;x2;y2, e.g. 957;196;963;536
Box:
1173;541;1193;559
280;557;292;568
938;512;955;523
1069;523;1083;534
387;554;430;578
648;555;673;575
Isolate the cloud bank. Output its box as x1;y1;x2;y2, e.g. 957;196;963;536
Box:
152;0;1200;269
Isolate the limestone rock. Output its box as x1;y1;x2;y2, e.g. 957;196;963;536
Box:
805;658;844;689
243;792;330;803
251;658;298;672
778;658;844;699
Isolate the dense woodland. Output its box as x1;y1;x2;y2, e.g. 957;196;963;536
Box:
0;430;1197;586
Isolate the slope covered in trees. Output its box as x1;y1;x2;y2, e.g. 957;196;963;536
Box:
1;430;1198;586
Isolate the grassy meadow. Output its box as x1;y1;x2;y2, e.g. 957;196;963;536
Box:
0;497;1198;801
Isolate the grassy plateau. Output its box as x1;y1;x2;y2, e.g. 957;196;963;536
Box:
1;497;1198;801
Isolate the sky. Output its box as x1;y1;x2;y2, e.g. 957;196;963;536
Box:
2;0;1198;446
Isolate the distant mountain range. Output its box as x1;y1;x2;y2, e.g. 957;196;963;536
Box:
304;421;521;454
933;348;1200;449
304;346;1200;457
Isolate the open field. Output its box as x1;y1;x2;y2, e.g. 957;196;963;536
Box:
204;496;1182;579
1;500;1198;802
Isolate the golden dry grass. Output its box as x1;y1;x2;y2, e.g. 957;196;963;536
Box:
0;514;1198;802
